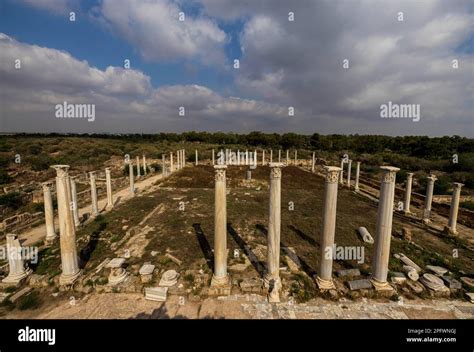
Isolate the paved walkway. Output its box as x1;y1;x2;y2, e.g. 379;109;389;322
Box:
6;293;474;319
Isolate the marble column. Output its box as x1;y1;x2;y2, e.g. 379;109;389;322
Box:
354;161;361;192
70;177;80;227
254;150;257;167
262;150;265;165
423;175;437;223
42;182;57;241
339;159;344;184
128;162;135;196
162;154;166;177
264;163;283;294
245;150;249;165
371;166;399;291
286;150;289;165
136;156;141;177
195;150;198;166
278;150;281;163
105;167;114;210
294;150;297;165
316;166;341;290
403;173;414;215
143;155;147;176
270;150;273;163
52;165;81;285
212;149;215;165
446;183;463;235
2;234;31;284
89;171;99;217
311;152;315;173
211;165;230;289
170;152;174;172
347;160;352;188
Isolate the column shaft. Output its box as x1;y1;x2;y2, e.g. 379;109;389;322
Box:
371;166;399;290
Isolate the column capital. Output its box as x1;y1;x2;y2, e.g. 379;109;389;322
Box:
51;165;70;177
105;167;111;173
214;165;227;182
324;166;341;183
380;166;399;183
42;182;52;191
406;172;414;178
453;182;464;188
89;171;96;177
427;174;437;182
269;162;283;179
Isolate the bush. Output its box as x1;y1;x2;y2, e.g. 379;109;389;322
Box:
461;201;474;211
0;192;24;210
17;291;42;310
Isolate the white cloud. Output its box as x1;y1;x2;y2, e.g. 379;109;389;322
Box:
97;0;227;65
0;34;285;133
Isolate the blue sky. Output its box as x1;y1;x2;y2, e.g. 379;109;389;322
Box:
0;0;472;136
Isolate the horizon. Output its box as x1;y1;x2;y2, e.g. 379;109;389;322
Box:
0;0;473;136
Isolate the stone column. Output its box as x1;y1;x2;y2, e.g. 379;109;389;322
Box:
195;150;198;166
311;152;315;173
105;167;114;210
128;162;135;195
347;160;352;188
446;183;463;235
254;150;257;167
136;156;141;177
210;165;230;291
162;154;166;177
270;150;273;163
264;163;283;295
42;182;57;241
2;234;31;284
245;150;249;165
52;165;81;285
316;166;341;290
423;175;437;223
403;173;414;214
354;161;361;192
286;150;289;165
339;159;344;184
294;150;297;165
262;150;265;165
170;152;174;172
89;171;99;217
371;166;399;291
212;149;215;165
278;150;281;163
143;155;147;176
70;177;80;227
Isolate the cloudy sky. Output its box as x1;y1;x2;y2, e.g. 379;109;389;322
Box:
0;0;472;136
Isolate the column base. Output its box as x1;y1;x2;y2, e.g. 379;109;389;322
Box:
45;234;57;244
2;268;32;285
422;218;431;224
315;276;335;290
443;226;457;236
263;272;281;290
209;274;231;296
59;269;82;286
370;277;394;292
106;204;114;211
